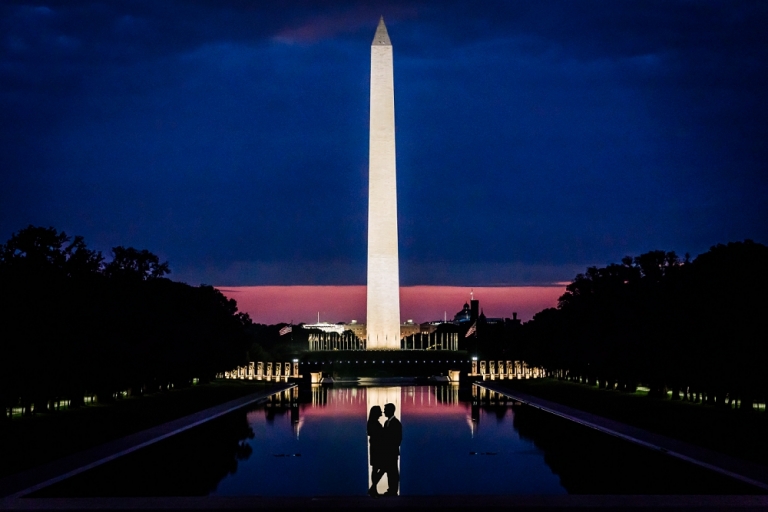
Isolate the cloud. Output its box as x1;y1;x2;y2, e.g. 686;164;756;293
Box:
1;1;766;290
273;3;417;44
175;259;588;287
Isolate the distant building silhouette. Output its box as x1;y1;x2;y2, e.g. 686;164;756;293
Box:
448;295;521;327
506;312;522;328
453;302;472;324
400;319;420;338
344;319;367;340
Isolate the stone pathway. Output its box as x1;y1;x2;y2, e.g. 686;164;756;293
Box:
477;381;768;492
3;494;768;510
0;383;294;500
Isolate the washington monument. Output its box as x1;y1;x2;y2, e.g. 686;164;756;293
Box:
366;18;400;349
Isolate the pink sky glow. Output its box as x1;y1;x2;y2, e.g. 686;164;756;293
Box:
217;285;565;325
252;387;472;418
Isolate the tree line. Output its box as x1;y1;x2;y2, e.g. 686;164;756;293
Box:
0;226;251;419
515;240;768;409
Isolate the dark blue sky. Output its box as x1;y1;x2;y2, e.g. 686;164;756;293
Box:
2;0;766;286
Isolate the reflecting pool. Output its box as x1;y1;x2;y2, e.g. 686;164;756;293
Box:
33;385;761;497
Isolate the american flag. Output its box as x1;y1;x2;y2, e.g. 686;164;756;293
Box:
465;322;477;338
279;325;292;336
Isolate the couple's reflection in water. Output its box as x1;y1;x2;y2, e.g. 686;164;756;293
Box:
367;403;402;497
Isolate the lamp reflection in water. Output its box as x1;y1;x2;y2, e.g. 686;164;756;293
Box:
366;387;401;495
291;386;302;439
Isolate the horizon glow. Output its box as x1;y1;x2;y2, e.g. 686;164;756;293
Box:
217;285;564;325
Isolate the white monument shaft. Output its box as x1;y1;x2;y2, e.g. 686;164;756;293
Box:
367;18;401;350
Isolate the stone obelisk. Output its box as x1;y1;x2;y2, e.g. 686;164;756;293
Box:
366;17;400;350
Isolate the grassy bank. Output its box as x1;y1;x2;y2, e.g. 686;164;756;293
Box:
0;380;282;479
494;378;768;467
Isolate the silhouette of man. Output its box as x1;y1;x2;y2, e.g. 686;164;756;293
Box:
382;402;402;496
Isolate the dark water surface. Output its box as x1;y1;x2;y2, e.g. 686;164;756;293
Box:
33;385;761;497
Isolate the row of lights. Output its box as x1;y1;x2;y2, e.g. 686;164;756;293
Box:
300;360;470;364
294;356;480;364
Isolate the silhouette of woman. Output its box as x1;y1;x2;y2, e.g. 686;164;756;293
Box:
367;405;385;497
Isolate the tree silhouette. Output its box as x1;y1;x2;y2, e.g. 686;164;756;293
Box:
104;246;170;281
0;226;249;420
516;241;768;410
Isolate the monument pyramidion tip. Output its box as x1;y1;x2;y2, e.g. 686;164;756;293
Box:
373;16;391;46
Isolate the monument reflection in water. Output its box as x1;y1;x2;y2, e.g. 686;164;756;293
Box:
211;385;565;497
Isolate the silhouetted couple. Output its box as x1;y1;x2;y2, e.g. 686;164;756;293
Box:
367;403;402;497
